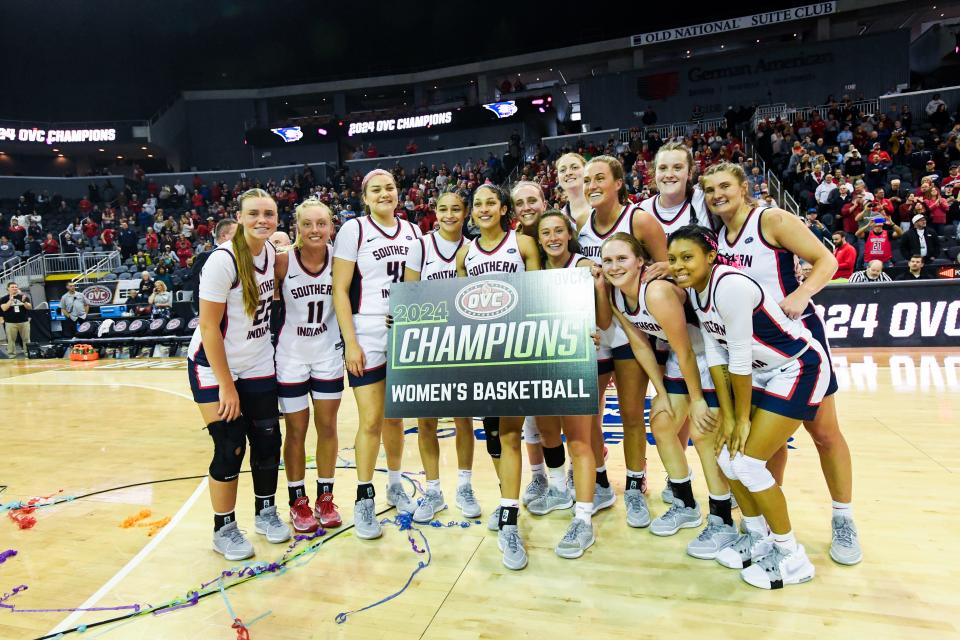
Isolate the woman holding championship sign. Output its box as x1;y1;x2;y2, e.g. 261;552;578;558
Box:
403;189;482;523
456;183;540;570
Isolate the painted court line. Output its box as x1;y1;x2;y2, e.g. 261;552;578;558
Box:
0;376;206;635
47;477;208;635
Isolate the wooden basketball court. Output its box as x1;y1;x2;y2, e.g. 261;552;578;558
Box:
1;349;957;639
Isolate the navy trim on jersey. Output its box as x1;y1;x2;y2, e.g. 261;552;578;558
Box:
752;293;809;360
294;247;330;278
722;207;758;248
652;197;691;226
277;379;311;398
755;208;800;298
368;215;403;240
589;204;632;240
253;242;271;275
801;312;838;397
664;376;720;407
349;264;363;314
430;232;463;262
473;230;511;255
347;362;386;387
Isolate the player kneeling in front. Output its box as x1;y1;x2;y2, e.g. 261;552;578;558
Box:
670;225;828;589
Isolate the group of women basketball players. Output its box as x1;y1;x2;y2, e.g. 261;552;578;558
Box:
188;145;861;589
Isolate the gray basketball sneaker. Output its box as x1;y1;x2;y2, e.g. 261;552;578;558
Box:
497;524;528;570
521;473;548;506
829;514;863;565
353;498;382;540
212;521;254;561
650;500;702;536
385;483;416;514
527;485;574;516
555;518;596;559
413;490;447;523
254;505;292;543
660;475;674;505
487;505;502;531
687;514;739;560
715;530;773;569
455;484;482;518
624;489;651;528
742;544;815;589
592;483;616;514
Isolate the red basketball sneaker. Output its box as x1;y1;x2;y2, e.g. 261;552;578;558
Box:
314;492;342;528
289;496;319;533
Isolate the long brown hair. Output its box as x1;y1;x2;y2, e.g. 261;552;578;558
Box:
585;155;628;205
234;188;275;318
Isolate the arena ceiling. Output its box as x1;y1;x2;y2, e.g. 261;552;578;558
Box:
2;0;808;121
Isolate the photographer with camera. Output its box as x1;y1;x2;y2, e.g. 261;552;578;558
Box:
1;282;33;358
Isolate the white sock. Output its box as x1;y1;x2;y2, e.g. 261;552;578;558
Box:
530;463;546;476
457;469;472;488
597;464;609;474
548;466;566;490
831;501;853;518
287;479;305;487
743;514;768;535
388;469;402;486
708;492;732;501
773;530;798;553
625;467;644;478
574;502;593;524
427;479;442;494
499;498;520;508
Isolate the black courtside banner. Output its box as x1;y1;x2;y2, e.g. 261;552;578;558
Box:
385;269;599;418
813;280;960;348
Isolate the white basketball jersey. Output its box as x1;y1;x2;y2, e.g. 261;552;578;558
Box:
336;215;421;316
464;230;525;277
691;264;812;372
577;204;635;263
276;248;341;364
716;207;799;303
612;279;705;353
638;188;708;237
419;232;463;280
189;242;276;372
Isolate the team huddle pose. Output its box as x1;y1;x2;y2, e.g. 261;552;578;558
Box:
188;157;861;585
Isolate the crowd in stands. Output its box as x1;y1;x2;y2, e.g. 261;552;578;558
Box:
751;93;960;274
3;93;959;299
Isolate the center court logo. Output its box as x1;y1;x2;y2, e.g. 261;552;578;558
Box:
454;280;518;320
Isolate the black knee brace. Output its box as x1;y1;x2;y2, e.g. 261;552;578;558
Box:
207;420;246;482
483;417;501;459
247;416;282;472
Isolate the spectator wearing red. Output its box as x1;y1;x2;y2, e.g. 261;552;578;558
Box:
192;174;202;191
406;139;419;154
365;143;378;158
840;189;867;235
100;226;116;251
417;205;436;234
196;218;212;240
923;186;949;232
872;188;894;216
191;190;205;209
175;236;193;268
127;194;142;214
856;214;902;267
145;228;159;255
832;231;856;279
78;196;93;214
41;232;59;254
941;164;960;188
82;217;99;242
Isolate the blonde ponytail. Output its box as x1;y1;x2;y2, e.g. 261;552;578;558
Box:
234;188;274;319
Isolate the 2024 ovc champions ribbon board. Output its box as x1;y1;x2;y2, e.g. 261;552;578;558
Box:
385;269;599;418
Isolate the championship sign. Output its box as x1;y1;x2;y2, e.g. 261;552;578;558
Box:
385;269;599;418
